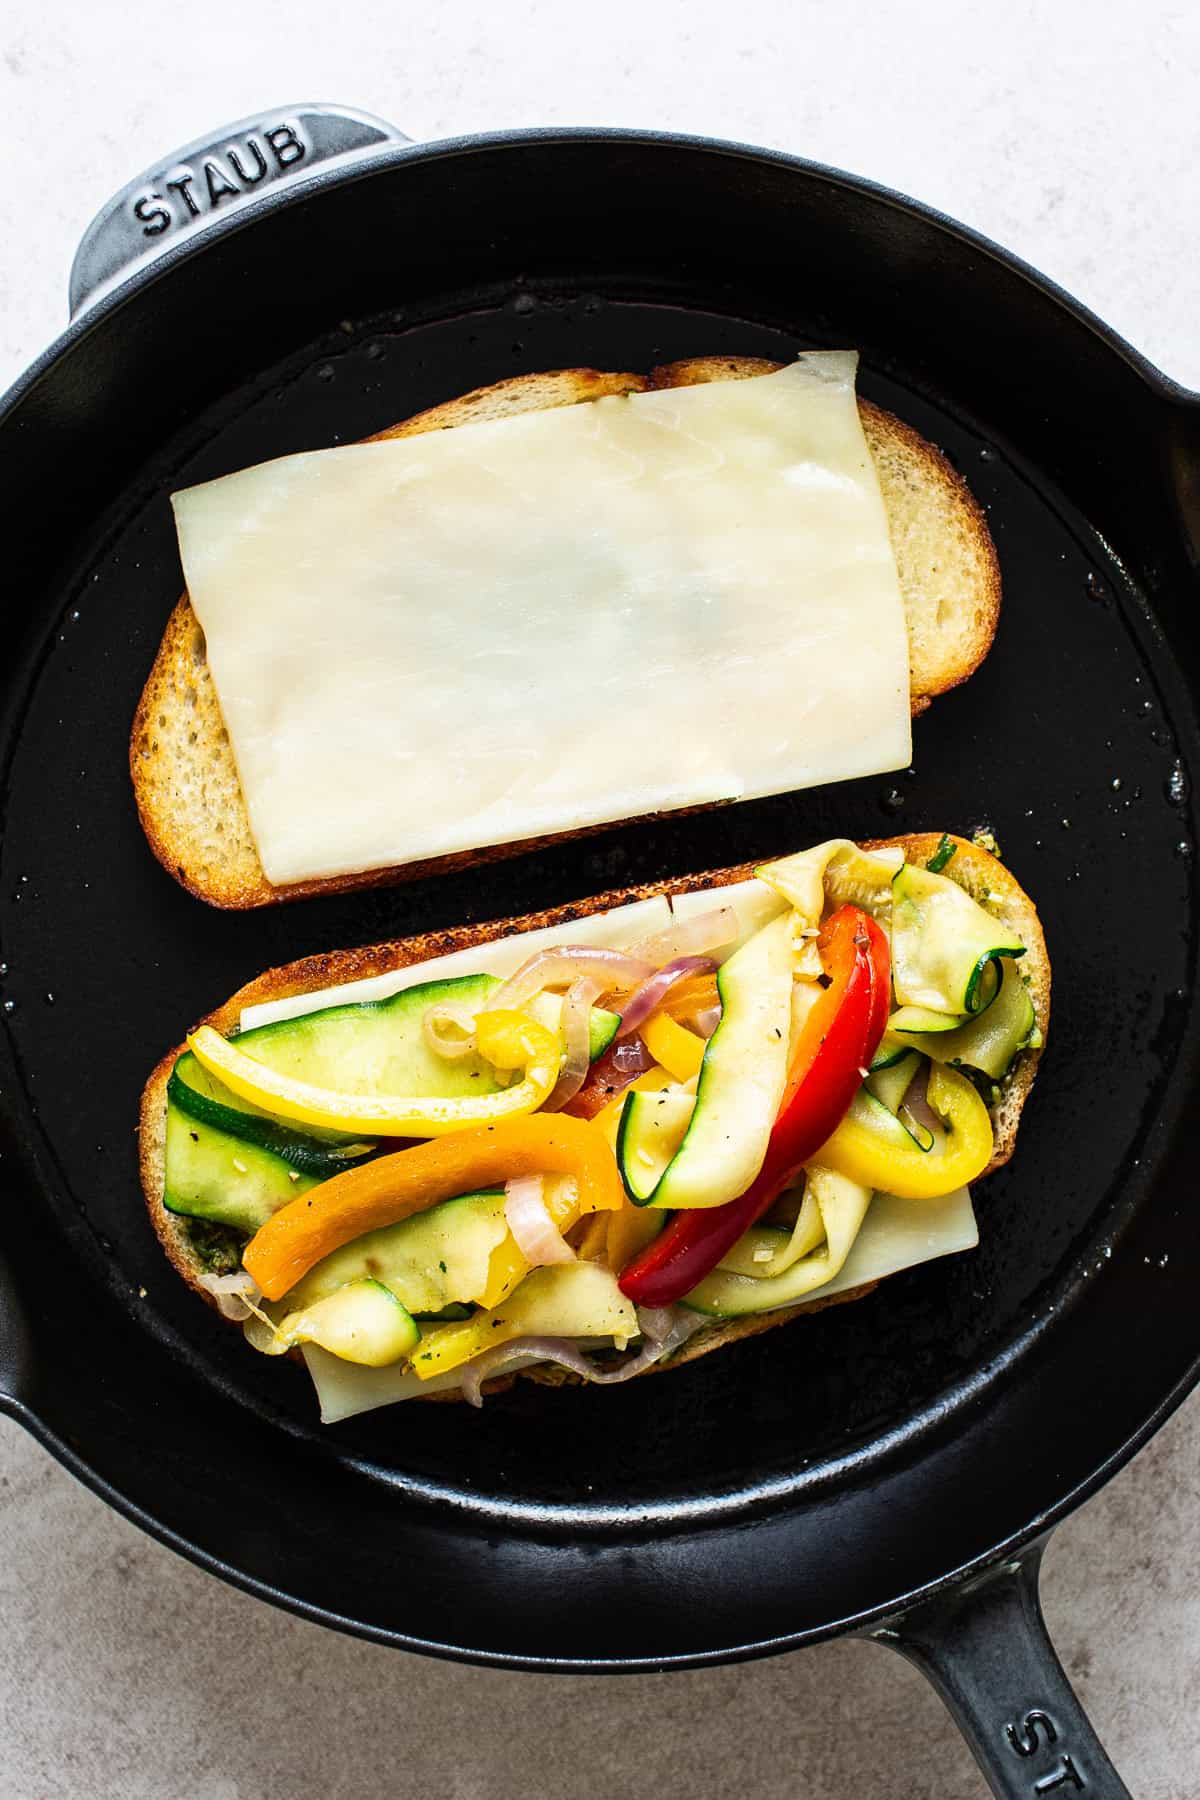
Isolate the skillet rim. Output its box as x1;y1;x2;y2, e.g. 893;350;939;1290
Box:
4;1350;1197;1668
2;123;1199;430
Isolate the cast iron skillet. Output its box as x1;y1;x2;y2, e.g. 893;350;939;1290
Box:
1;106;1198;1799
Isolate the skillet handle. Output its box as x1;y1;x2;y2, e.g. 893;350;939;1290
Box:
68;103;409;317
871;1539;1131;1800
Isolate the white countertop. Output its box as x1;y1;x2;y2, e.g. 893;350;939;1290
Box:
2;3;1198;1795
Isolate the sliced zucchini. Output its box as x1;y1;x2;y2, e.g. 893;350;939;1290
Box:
684;1266;806;1318
869;1031;911;1072
529;989;620;1062
756;839;903;927
247;1278;419;1367
615;913;794;1208
615;1092;696;1203
412;1262;640;1378
887;1005;964;1036
925;833;958;875
842;1086;935;1154
864;1049;923;1115
226;972;617;1105
283;1188;510;1317
168;1056;377;1175
890;863;1024;1014
896;956;1036;1080
685;1169;873;1315
715;1222;793;1278
170;1050;362;1142
163;1104;318;1232
888;963;1000;1041
712;1179;827;1281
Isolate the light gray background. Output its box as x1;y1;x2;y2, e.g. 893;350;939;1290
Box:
1;3;1197;1796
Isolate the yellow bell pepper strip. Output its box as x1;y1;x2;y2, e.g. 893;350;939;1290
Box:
414;1263;637;1379
243;1114;624;1301
814;1064;994;1199
569;1188;667;1272
607;1199;666;1274
574;1211;612;1264
592;1063;677;1148
187;1009;558;1140
641;1012;706;1082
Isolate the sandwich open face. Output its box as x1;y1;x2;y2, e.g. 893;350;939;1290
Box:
131;355;1000;909
139;834;1048;1423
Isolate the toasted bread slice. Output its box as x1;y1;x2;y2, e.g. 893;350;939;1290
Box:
138;835;1046;1395
131;359;1001;909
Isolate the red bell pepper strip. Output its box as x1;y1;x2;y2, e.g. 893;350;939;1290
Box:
618;905;891;1309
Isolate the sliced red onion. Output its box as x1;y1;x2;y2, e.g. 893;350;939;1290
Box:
610;1039;654;1074
693;1004;722;1039
198;1270;262;1321
489;946;653;1014
545;975;606;1110
633;1305;679;1346
458;1306;708;1406
616;955;716;1039
421;998;482;1060
504;1175;576;1268
461;1337;592;1406
565;1036;656;1119
901;1062;942;1140
632;904;738;966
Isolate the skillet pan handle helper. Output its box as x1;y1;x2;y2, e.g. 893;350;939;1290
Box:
67;102;409;316
872;1539;1131;1799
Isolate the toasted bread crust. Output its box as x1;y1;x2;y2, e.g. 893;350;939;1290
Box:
139;836;1047;1394
131;359;1001;908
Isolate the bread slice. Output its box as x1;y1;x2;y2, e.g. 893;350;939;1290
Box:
138;834;1046;1394
130;359;1001;909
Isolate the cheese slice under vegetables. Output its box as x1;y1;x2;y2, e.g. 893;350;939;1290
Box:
299;1187;978;1423
174;354;912;887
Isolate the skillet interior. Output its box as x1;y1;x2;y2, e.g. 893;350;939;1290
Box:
1;134;1198;1662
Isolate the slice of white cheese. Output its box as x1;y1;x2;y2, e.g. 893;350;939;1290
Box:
802;1186;978;1304
670;877;787;955
175;354;911;888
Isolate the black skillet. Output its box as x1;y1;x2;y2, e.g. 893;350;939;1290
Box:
2;106;1198;1800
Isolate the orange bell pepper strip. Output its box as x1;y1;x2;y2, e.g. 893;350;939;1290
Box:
663;971;720;1024
562;1198;664;1274
641;1012;706;1082
243;1114;624;1301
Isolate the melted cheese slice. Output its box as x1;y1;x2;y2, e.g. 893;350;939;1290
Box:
174;354;911;888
